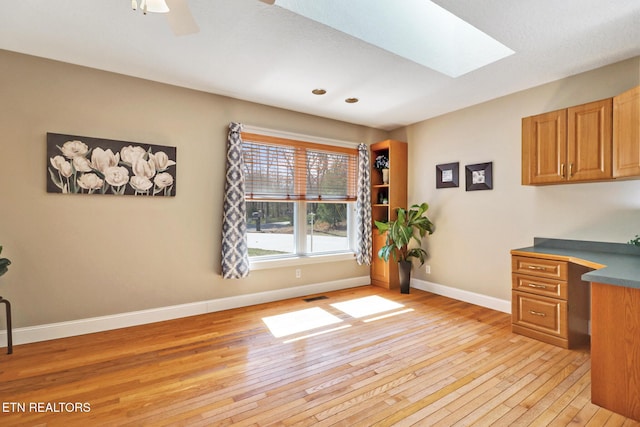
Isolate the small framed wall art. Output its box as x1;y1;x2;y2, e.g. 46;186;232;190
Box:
465;162;493;191
436;162;459;188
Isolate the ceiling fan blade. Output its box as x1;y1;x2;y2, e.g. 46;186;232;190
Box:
165;0;199;36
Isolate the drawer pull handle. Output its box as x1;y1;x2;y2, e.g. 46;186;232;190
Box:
529;310;547;317
528;284;547;289
527;266;546;271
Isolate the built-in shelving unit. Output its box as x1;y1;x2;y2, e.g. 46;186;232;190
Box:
370;139;407;289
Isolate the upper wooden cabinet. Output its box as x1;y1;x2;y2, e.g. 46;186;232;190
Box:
522;98;612;185
613;85;640;178
567;99;613;181
521;109;567;184
523;85;640;186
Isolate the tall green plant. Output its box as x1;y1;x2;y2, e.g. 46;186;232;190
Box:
0;246;11;277
374;202;435;265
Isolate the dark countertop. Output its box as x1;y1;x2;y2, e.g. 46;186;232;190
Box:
512;237;640;289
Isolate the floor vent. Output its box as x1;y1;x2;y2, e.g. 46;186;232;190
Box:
303;296;328;302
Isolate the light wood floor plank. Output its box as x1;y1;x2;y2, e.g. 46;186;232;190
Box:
0;286;638;426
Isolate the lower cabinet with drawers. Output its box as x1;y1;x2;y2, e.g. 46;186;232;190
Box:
511;255;591;348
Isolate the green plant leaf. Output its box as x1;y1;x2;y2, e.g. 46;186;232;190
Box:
375;202;435;264
406;248;428;265
374;220;390;233
0;255;10;277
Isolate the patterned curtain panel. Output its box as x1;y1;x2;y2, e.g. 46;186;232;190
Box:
355;143;372;265
221;123;250;279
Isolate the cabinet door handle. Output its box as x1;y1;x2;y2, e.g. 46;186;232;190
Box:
528;283;547;289
569;163;573;178
527;266;546;271
561;163;565;177
529;310;547;317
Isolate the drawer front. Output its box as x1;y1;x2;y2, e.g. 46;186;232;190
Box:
512;273;568;299
512;256;568;280
512;291;567;338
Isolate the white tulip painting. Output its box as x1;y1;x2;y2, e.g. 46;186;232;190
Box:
47;133;176;196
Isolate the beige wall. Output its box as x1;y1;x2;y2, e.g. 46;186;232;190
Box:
0;50;387;328
2;49;639;329
398;57;640;302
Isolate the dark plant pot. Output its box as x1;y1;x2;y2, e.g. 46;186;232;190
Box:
398;260;412;294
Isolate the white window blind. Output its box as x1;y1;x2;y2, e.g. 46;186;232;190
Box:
241;132;357;202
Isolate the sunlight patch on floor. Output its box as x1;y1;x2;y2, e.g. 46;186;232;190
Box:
331;295;405;318
262;307;343;338
283;325;352;343
363;308;415;322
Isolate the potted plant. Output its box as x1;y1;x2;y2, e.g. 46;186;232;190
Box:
374;154;390;184
0;246;12;355
0;246;10;277
375;203;434;294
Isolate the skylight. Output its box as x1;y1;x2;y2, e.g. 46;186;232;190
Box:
273;0;514;77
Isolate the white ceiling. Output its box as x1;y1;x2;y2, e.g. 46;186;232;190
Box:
1;0;639;131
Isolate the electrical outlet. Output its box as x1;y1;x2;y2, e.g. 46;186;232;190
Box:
295;268;302;278
425;265;431;274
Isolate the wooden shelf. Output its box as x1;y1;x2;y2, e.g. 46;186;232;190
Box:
370;139;407;290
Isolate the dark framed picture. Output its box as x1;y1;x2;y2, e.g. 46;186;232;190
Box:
465;162;493;191
436;162;459;188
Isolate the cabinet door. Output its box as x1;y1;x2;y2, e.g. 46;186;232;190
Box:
522;109;567;184
371;231;399;289
370;231;388;284
567;98;612;181
512;291;567;339
613;86;640;178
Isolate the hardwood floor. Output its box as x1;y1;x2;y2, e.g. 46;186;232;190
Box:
0;286;638;426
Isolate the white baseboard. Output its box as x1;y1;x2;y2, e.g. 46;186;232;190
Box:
0;276;370;347
411;278;511;314
0;276;510;348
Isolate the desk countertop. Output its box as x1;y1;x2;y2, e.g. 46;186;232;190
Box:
511;237;640;289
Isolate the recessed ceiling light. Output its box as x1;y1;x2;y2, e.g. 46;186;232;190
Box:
312;88;327;95
345;97;359;104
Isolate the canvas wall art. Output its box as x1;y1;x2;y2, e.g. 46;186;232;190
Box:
47;133;177;196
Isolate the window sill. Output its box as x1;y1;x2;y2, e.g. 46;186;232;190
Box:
249;252;356;271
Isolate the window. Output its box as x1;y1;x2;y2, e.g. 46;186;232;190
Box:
242;132;357;260
246;201;295;257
